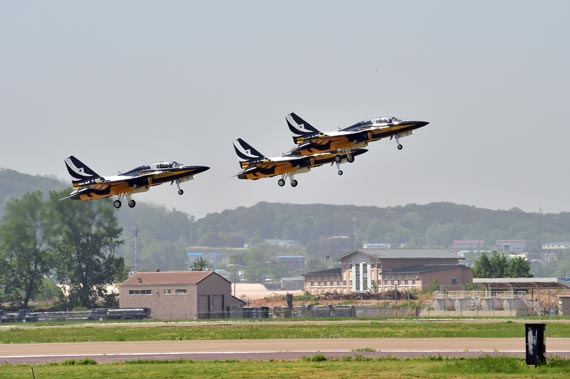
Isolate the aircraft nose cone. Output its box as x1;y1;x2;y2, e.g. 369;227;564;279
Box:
192;166;210;174
414;121;429;128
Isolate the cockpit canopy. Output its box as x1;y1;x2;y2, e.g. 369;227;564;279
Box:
121;161;182;176
154;161;181;169
343;116;401;131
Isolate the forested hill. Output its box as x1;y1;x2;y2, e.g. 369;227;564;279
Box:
3;169;570;271
193;202;570;252
0;169;67;214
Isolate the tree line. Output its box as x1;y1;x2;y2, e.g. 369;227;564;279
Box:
0;190;126;309
471;251;532;278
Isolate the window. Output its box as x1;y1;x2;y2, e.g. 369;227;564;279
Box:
175;289;187;294
164;289;173;295
451;278;457;286
404;280;409;286
318;281;321;287
129;289;151;295
412;280;416;286
337;280;340;286
310;281;315;287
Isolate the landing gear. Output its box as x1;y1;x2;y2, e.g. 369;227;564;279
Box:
128;200;136;208
174;180;184;195
397;144;403;150
113;200;122;209
334;155;342;163
338;170;343;176
278;174;299;188
347;155;355;163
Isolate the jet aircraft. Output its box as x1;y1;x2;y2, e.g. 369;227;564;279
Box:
63;156;210;208
286;112;428;156
233;138;367;187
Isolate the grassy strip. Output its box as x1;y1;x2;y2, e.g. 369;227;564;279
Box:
2;356;570;379
1;321;570;343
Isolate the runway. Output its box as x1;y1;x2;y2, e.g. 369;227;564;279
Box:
2;338;570;364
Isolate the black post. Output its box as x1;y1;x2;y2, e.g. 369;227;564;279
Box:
525;323;546;366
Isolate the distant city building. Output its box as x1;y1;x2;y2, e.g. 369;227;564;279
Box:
280;276;304;291
542;242;570;254
495;240;527;253
452;240;485;250
187;252;222;268
362;243;391;250
264;239;302;248
277;256;305;271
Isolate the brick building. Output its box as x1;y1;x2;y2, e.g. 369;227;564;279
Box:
120;271;244;320
303;249;472;295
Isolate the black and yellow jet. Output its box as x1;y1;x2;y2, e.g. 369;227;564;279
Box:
286;112;428;156
233;138;367;187
63;156;209;208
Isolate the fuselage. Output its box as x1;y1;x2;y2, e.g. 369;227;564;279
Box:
290;118;428;156
237;149;367;180
69;163;209;200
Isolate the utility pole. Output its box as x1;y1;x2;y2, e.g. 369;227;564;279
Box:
352;216;358;250
134;226;139;273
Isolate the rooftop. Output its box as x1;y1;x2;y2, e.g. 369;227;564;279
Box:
121;271;215;286
339;249;463;261
473;277;570;290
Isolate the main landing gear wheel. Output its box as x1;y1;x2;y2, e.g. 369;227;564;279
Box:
347;155;355;163
128;200;136;208
278;179;286;187
397;144;403;150
338;170;344;176
113;200;122;209
178;189;184;195
334;155;342;162
290;179;298;187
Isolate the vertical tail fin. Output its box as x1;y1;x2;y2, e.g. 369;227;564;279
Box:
64;156;102;184
233;138;267;161
233;139;268;169
286;112;321;139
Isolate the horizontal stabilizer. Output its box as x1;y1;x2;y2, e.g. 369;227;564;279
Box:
233;138;267;161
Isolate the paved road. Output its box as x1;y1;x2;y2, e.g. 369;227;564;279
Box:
2;338;570;363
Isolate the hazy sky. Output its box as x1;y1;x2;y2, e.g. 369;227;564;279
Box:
1;1;569;218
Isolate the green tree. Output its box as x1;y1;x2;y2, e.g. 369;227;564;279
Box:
0;192;53;308
47;190;126;308
506;257;533;278
472;252;492;278
190;256;208;271
489;251;508;278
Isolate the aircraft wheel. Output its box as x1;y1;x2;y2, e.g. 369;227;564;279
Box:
278;179;286;187
178;189;184;195
113;200;122;209
347;155;355;163
290;179;298;187
334;155;342;162
338;170;344;176
397;144;403;150
128;200;136;208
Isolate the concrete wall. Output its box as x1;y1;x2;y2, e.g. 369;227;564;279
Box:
120;273;240;320
120;284;198;320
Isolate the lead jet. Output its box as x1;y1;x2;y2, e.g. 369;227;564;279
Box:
286;112;428;157
63;156;210;208
233;138;367;187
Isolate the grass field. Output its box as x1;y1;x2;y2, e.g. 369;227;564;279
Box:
1;320;570;343
2;356;570;379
